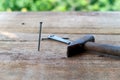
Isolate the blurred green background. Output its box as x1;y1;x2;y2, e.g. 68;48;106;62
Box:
0;0;119;12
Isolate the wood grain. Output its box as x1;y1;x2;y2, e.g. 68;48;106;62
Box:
0;12;120;34
0;33;120;80
0;12;120;80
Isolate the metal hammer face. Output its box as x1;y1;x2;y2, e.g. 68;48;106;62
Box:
67;35;95;57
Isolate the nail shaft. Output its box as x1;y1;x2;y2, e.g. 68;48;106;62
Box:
38;22;42;51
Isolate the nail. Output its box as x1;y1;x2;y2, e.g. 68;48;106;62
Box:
38;22;43;51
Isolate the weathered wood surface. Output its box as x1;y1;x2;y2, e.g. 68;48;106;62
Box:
0;12;120;34
0;12;120;80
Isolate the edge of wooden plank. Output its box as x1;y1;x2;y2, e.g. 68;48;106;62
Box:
0;12;120;34
0;27;120;34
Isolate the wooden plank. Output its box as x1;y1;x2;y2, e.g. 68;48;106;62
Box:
0;12;120;80
0;32;120;42
0;33;119;57
0;60;120;80
0;34;120;80
0;35;119;80
0;12;120;34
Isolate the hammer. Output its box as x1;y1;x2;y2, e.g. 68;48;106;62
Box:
67;35;120;57
42;35;120;57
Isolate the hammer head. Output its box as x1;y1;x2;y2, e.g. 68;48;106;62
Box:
67;35;95;57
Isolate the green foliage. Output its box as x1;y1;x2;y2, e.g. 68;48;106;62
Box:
0;0;119;11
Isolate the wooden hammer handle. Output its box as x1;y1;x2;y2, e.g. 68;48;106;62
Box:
84;42;120;56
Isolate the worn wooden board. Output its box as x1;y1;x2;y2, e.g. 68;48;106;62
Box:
0;12;120;80
0;12;120;34
0;33;120;80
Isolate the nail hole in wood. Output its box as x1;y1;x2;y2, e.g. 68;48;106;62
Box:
98;55;104;57
21;23;25;25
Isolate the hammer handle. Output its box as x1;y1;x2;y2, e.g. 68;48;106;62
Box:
84;42;120;56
